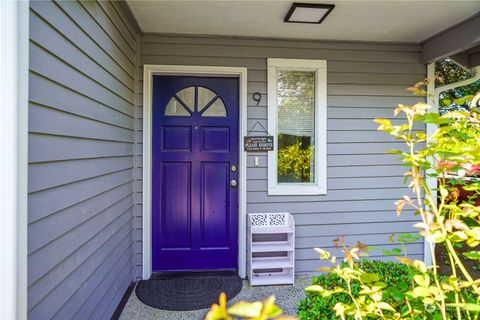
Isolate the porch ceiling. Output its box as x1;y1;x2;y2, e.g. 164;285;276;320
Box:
126;1;480;43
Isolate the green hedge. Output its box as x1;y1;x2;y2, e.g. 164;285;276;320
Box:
297;260;414;320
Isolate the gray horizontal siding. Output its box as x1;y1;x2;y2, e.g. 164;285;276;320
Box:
28;1;138;319
296;254;424;274
296;243;424;261
135;34;425;277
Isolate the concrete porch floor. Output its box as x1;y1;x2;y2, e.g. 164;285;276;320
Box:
119;276;311;320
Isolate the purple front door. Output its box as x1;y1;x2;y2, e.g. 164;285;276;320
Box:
152;75;239;272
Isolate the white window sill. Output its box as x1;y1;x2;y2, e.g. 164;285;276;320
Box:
268;184;327;196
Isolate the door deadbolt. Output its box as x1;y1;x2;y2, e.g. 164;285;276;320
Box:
231;165;237;172
230;180;237;187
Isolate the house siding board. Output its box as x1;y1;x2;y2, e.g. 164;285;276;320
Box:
296;232;417;248
297;243;424;261
296;254;424;274
28;157;134;193
28;169;133;223
29;104;134;143
28;183;133;255
109;1;138;39
29;2;134;89
29;73;134;130
28;1;138;319
29;12;134;102
28;195;134;286
30;42;133;114
54;0;136;74
53;223;133;320
135;34;425;277
247;176;409;191
141;42;421;63
28;212;133;318
28;134;134;163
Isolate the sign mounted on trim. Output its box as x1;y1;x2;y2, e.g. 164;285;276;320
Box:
244;136;274;152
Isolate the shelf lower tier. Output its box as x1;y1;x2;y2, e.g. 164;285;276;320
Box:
250;273;294;286
251;241;293;253
251;256;293;269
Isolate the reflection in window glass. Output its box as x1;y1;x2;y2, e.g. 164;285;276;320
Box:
277;71;315;183
202;97;227;117
175;87;195;111
198;87;217;111
165;97;191;116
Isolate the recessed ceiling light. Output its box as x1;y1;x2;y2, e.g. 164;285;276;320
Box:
284;3;335;24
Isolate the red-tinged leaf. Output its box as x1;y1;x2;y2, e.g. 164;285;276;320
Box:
395;200;405;216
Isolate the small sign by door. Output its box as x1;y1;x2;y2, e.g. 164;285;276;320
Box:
244;136;274;152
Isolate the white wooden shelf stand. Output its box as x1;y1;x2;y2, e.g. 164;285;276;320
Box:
248;213;295;286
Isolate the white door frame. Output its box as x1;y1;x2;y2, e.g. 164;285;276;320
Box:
142;65;248;279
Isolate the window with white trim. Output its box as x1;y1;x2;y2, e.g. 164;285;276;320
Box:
267;59;327;195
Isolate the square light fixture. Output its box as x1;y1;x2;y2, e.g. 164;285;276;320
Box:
284;3;335;24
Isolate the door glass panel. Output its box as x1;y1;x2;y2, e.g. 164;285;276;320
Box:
202;97;227;117
198;87;217;111
176;86;195;111
165;97;191;116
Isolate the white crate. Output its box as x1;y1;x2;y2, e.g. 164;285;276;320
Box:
248;213;295;286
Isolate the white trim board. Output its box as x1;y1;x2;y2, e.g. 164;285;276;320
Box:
142;65;248;279
423;64;480;266
0;1;28;319
424;63;436;267
267;58;327;195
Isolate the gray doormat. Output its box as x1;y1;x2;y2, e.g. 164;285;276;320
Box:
135;274;243;311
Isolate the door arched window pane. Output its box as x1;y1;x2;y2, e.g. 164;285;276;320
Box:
198;87;217;111
165;97;191;116
175;87;195;111
202;98;227;117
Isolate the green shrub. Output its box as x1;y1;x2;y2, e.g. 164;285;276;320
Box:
297;261;414;320
278;138;313;183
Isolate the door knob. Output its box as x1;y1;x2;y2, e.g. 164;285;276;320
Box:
230;180;237;188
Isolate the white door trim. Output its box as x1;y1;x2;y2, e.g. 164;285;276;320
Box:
142;65;248;279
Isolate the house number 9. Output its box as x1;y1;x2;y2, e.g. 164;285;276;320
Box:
253;92;262;106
